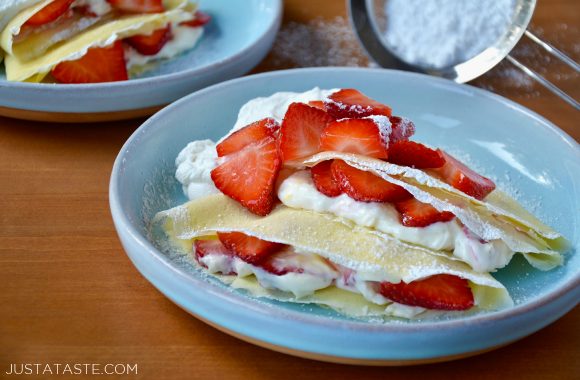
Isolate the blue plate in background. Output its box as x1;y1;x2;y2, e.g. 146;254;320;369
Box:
109;68;579;365
0;0;282;122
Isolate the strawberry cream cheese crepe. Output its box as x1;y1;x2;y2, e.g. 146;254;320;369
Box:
0;0;210;83
150;87;569;319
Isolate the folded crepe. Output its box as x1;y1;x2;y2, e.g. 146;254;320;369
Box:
152;194;513;319
295;152;568;271
1;0;201;82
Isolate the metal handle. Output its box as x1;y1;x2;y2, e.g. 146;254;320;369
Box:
508;31;580;110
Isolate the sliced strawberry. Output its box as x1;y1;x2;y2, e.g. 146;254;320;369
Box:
331;160;411;202
394;198;454;227
279;102;334;162
194;239;235;274
217;232;284;264
307;100;326;110
51;41;128;83
388;141;445;169
435;150;496;200
106;0;164;13
379;274;474;310
259;251;304;275
25;0;74;26
311;160;342;197
216;118;280;157
324;89;392;119
389;116;415;143
126;25;172;56
319;118;389;159
210;137;281;216
181;10;211;28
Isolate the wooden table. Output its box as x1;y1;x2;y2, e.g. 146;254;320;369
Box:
1;1;578;378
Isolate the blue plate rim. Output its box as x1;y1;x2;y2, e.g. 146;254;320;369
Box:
109;67;580;334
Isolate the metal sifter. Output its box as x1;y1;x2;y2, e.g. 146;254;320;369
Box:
348;0;579;109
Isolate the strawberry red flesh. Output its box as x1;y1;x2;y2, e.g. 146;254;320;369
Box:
331;160;411;202
216;118;280;157
388;141;445;169
25;0;74;26
319;118;390;159
259;251;305;276
194;239;236;275
51;41;128;83
307;100;326;110
394;198;455;227
181;10;211;27
324;89;392;119
379;274;474;310
126;25;172;56
435;150;496;200
217;232;284;264
106;0;164;13
279;102;334;162
210;137;281;216
311;160;342;197
389;116;415;143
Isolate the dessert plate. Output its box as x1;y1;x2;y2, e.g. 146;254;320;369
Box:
109;68;579;365
0;0;282;122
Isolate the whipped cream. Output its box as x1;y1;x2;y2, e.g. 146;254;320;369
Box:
278;171;514;272
196;244;432;315
175;140;219;200
125;22;203;69
73;0;112;16
231;87;338;132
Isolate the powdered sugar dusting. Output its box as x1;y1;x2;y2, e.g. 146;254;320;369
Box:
269;17;375;68
364;115;392;147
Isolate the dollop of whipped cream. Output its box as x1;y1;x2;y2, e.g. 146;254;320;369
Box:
175;140;219;200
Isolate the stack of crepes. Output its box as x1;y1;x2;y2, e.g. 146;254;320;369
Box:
0;0;209;83
152;88;569;319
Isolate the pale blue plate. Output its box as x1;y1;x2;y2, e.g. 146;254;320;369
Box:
109;68;579;365
0;0;281;121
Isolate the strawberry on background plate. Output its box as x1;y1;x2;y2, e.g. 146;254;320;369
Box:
320;118;391;159
435;150;496;200
217;232;284;264
181;10;212;28
211;137;281;216
107;0;164;13
51;41;128;84
311;160;342;197
394;198;455;227
324;89;392;119
25;0;73;26
388;141;445;169
216;118;280;157
379;274;475;310
331;160;411;203
126;25;173;56
279;102;334;162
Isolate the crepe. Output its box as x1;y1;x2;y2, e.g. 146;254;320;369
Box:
2;0;195;82
152;194;513;318
295;152;568;271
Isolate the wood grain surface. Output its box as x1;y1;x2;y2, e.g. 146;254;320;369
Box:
0;0;578;378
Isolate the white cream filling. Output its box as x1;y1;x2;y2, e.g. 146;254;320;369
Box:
278;171;514;272
196;246;430;315
124;22;203;69
73;0;112;16
175;140;219;200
